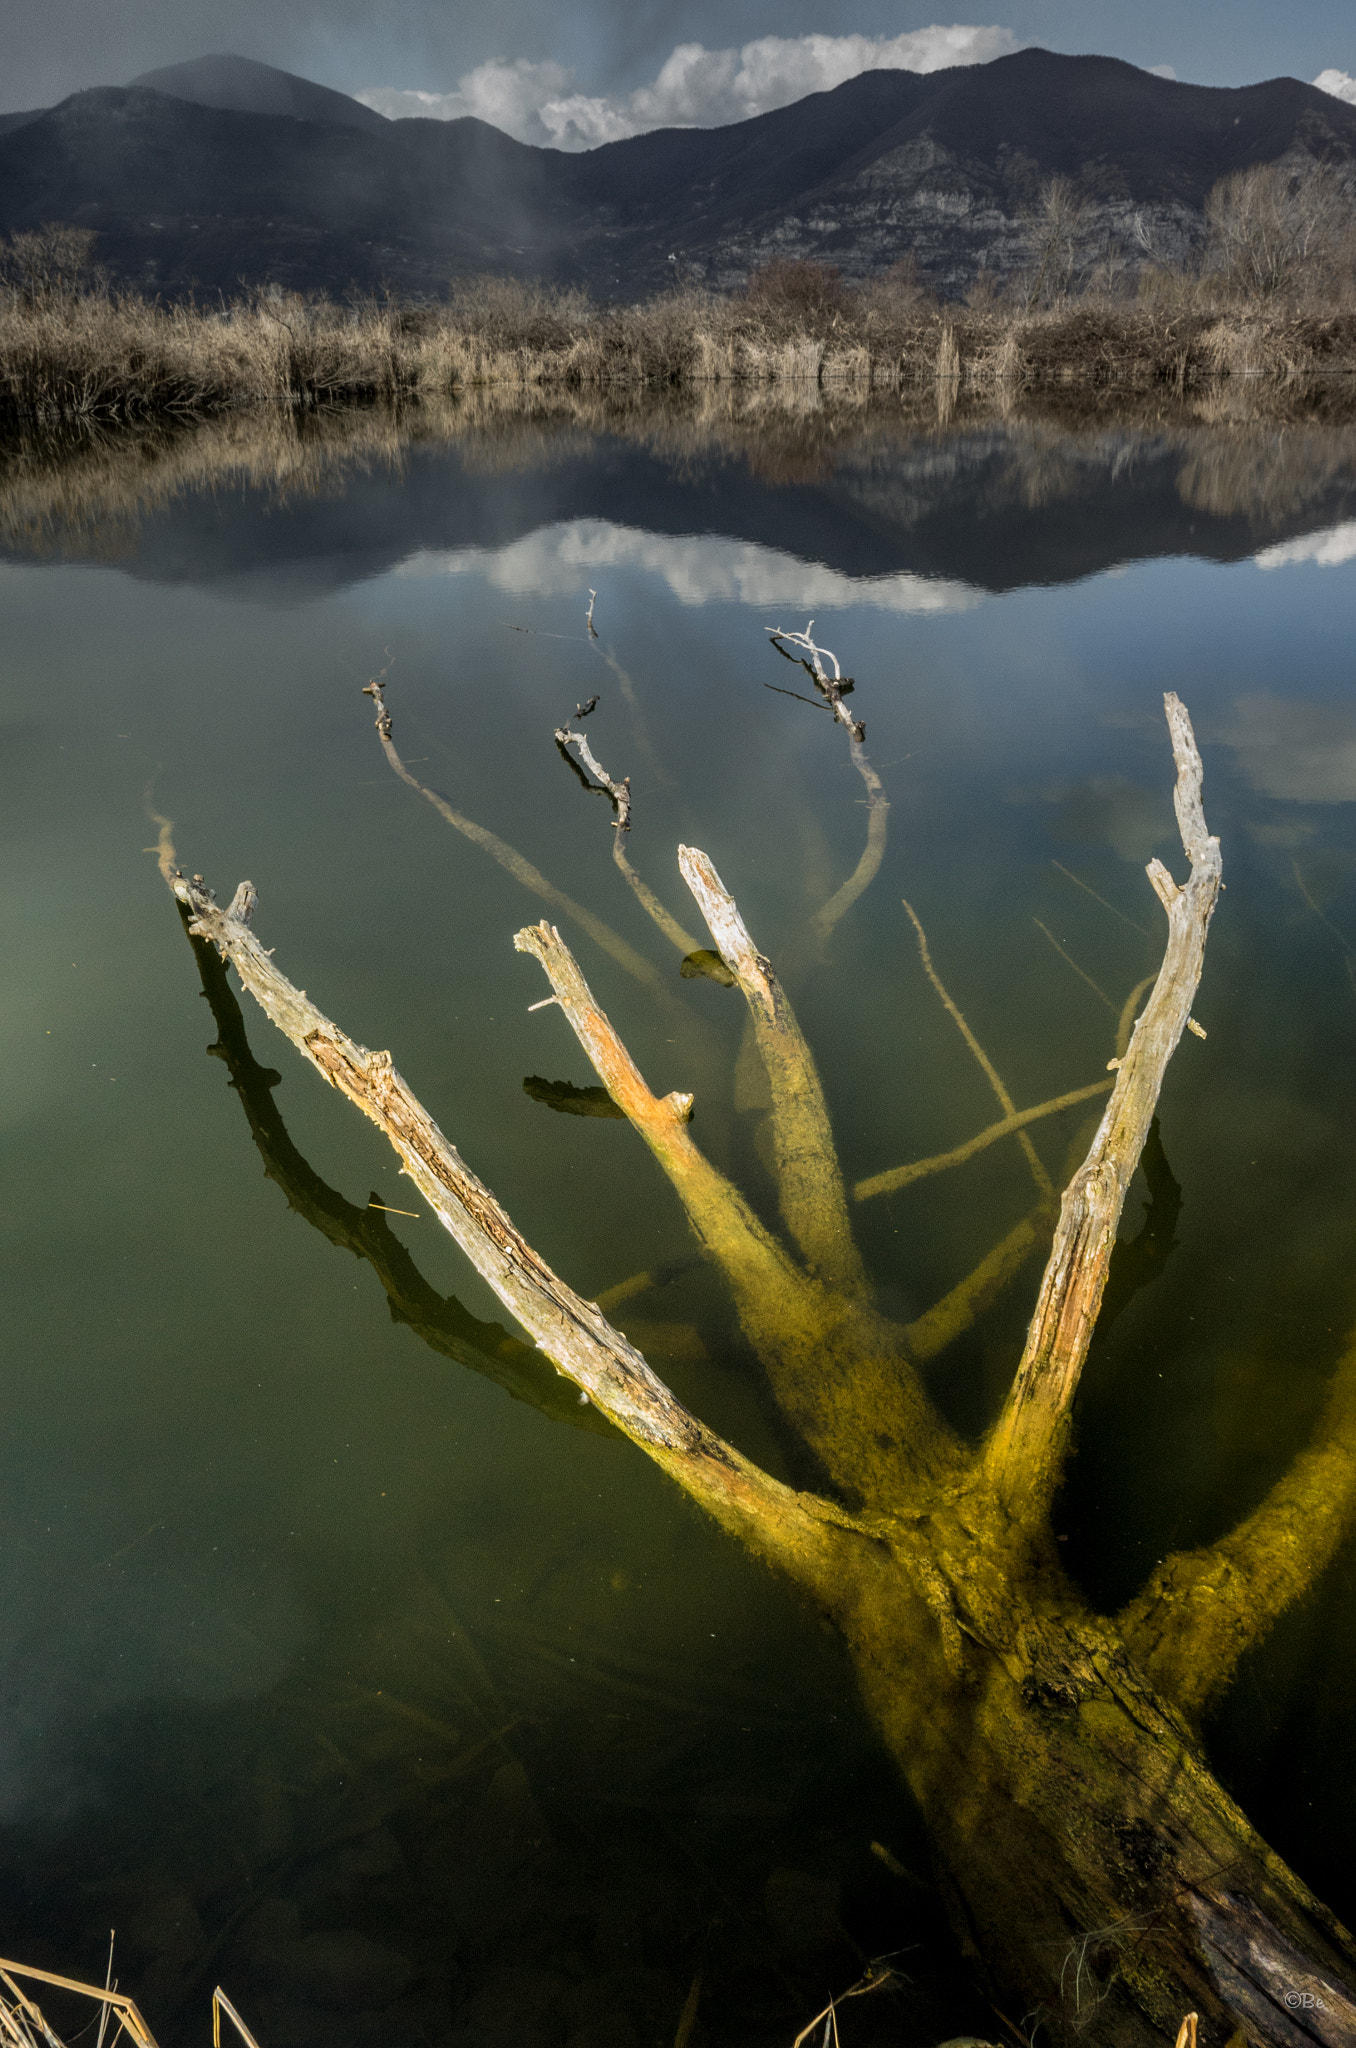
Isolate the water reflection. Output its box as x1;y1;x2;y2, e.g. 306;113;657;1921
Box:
184;905;618;1435
6;385;1356;597
4;388;1356;2043
523;1074;628;1119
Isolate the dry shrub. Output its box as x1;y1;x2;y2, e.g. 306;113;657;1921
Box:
858;253;932;320
445;275;595;349
746;258;852;324
1205;160;1356;303
7;205;1356;425
0;223;98;307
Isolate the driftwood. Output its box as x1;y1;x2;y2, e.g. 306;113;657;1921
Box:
162;692;1356;2048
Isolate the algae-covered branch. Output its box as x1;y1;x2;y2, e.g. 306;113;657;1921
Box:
161;679;1356;2048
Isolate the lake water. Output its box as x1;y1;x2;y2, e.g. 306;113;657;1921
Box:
4;390;1356;2047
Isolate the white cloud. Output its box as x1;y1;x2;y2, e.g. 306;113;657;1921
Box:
1313;68;1356;105
394;518;981;613
1148;64;1177;80
357;25;1021;148
1255;520;1356;569
1214;694;1356;803
358;59;574;132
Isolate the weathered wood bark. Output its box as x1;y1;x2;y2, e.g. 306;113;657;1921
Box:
678;844;868;1297
986;694;1223;1526
162;695;1356;2048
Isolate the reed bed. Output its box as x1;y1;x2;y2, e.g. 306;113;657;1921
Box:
6;263;1356;425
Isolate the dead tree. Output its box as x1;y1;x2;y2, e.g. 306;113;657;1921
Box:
1022;175;1092;310
1204;161;1354;303
160;691;1356;2048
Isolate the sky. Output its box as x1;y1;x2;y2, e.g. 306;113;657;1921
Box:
3;0;1356;130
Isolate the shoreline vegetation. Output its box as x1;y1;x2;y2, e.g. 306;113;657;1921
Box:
7;388;1356;561
6;385;1356;562
5;160;1356;423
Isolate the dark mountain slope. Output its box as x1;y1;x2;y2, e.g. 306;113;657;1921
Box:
128;54;389;132
1;50;1354;298
555;52;1356;288
0;88;574;293
556;67;938;217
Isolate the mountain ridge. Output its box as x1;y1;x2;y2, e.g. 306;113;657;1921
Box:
1;50;1353;299
128;54;389;132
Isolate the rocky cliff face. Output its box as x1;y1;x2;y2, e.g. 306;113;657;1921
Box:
1;49;1353;300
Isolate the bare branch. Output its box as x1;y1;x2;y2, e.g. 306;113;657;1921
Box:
767;623;864;740
513;916;834;1326
1116;974;1157;1060
555;724;632;829
764;626;889;943
362;673;680;1010
854;1079;1114;1203
984;694;1222;1522
678;845;867;1298
162;864;849;1575
810;738;889;945
1032;917;1116;1015
554;720;701;956
178;903;614;1438
904;1202;1054;1361
902;898;1054;1200
1119;1328;1356;1719
516;912;953;1498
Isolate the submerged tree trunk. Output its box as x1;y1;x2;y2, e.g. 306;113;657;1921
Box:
157;690;1356;2045
844;1516;1356;2048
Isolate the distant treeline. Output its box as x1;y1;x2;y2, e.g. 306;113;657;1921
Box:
3;161;1356;423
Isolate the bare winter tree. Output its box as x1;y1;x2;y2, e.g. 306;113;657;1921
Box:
159;641;1356;2048
1023;175;1091;310
1205;160;1355;302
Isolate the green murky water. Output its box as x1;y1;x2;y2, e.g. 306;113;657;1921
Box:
3;398;1356;2046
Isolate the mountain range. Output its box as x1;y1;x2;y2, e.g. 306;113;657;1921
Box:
2;49;1354;300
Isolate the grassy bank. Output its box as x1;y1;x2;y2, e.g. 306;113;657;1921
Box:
6;260;1356;424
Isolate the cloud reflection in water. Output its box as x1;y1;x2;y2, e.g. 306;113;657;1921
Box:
396;518;982;614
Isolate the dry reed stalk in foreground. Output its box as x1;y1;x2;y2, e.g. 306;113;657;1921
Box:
0;1957;260;2048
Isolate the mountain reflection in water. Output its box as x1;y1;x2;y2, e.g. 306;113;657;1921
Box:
3;386;1356;2047
6;386;1356;597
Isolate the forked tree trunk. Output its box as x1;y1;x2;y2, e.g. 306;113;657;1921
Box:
156;692;1356;2046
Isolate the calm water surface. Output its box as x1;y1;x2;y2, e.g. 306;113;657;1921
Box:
3;400;1356;2046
